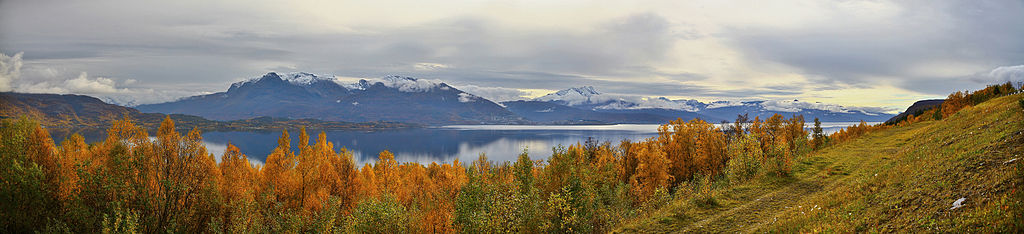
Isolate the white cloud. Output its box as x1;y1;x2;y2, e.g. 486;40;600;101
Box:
705;100;746;109
414;63;450;71
17;81;66;94
534;87;702;111
17;72;122;95
381;76;444;92
9;58;202;106
0;52;23;92
457;92;476;102
64;72;118;93
759;100;891;115
454;84;530;103
981;65;1024;83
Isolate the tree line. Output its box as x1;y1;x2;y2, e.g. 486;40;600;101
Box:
2;111;829;233
9;77;1018;233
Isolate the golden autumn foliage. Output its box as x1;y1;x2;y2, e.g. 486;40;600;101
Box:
1;112;823;232
829;120;888;145
830;81;1021;148
939;81;1020;118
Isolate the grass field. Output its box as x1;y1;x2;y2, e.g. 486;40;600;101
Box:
616;93;1024;233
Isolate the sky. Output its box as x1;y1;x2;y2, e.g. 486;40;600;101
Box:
1;0;1023;111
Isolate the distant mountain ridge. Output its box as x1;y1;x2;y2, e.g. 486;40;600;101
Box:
500;100;681;124
136;73;896;125
137;72;526;125
529;86;895;122
0;92;417;131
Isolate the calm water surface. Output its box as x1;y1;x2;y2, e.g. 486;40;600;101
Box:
55;122;873;165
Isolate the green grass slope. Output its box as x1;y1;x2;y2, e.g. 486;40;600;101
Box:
617;93;1024;233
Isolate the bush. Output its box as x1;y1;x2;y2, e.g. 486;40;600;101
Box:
726;134;763;182
691;175;719;209
346;195;409;233
102;203;140;234
1018;98;1024;110
541;180;593;234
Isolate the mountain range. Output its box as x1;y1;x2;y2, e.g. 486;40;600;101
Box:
0;92;417;131
511;85;893;123
137;72;526;125
125;72;895;125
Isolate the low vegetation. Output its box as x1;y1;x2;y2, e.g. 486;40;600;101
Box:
618;84;1024;232
1;82;1020;232
1;113;811;232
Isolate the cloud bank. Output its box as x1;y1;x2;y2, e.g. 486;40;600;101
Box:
1;0;1022;110
0;52;22;92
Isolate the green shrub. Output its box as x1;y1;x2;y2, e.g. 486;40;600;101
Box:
541;182;593;234
346;194;408;233
690;175;719;209
726;134;763;182
102;203;140;234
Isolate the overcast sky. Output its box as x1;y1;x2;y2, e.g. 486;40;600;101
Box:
2;0;1023;110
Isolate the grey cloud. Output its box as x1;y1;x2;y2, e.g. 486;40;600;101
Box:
0;0;693;103
700;89;804;98
3;0;1020;107
727;0;1024;95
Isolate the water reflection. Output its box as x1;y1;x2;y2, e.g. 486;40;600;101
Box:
47;122;875;165
203;126;660;165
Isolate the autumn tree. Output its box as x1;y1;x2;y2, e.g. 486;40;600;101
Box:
262;129;297;208
657;118;728;184
374;150;399;196
811;117;826;149
629;141;671;202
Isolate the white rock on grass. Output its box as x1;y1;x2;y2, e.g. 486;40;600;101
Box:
950;197;966;210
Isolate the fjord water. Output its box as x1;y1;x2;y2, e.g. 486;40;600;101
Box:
53;122;873;165
202;124;663;165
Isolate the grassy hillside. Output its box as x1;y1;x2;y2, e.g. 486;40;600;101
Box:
617;93;1024;232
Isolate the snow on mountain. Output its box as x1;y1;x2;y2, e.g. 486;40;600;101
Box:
756;100;883;115
533;86;618;106
230;72;333;89
458;93;479;102
534;86;701;111
277;72;327;86
348;75;446;92
705;100;749;109
230;73;449;94
533;86;891;116
594;97;702;112
139;72;525;125
344;80;373;91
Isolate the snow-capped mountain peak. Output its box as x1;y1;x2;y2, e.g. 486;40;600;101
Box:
277;72;327;86
531;86;893;117
231;72;334;89
350;75;446;92
558;86;600;97
383;75;418;82
534;86;700;111
534;86;607;105
757;99;882;115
